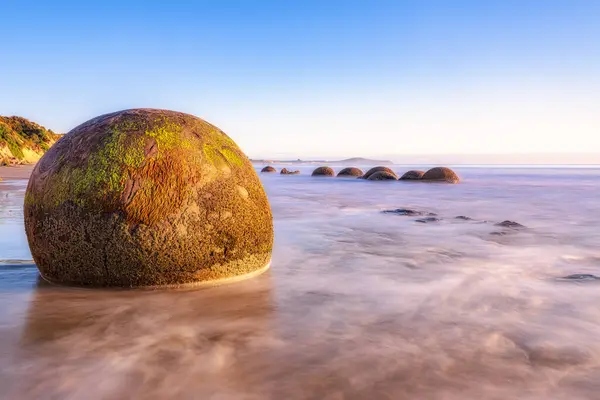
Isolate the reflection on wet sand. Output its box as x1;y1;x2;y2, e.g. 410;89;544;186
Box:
12;272;275;399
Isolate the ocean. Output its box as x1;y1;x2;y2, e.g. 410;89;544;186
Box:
1;165;600;399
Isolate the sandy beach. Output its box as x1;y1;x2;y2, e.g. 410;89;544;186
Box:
0;165;35;180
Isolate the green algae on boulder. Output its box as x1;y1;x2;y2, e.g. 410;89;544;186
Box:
337;167;363;178
363;166;397;180
311;166;335;177
421;167;460;183
261;166;277;173
24;109;274;287
367;171;398;181
399;170;425;180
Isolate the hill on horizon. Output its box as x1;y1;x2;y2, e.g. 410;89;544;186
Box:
251;157;393;165
0;116;60;166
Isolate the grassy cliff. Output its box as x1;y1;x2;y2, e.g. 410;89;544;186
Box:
0;116;60;166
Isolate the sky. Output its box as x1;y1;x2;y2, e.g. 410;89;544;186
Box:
1;0;599;162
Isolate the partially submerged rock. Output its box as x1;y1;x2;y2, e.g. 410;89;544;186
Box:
399;170;424;180
337;167;363;177
367;171;398;181
421;167;460;184
312;166;335;177
495;220;526;229
24;108;274;288
261;166;277;173
363;166;396;180
281;168;300;175
415;217;442;223
559;274;600;281
382;208;437;216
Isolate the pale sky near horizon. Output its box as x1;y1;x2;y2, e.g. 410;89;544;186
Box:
2;0;599;162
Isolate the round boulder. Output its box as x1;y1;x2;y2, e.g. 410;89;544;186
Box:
421;167;460;183
337;167;363;178
261;166;277;173
367;171;398;181
24;109;274;287
399;170;425;180
363;166;397;179
281;168;300;175
311;166;335;177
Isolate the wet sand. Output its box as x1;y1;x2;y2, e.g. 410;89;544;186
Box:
2;166;600;399
0;164;35;180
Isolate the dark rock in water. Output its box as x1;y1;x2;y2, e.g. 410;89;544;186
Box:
559;274;600;281
363;166;397;180
382;209;437;217
311;166;335;177
495;220;526;229
367;171;398;181
415;217;441;223
455;215;474;221
24;108;274;288
281;168;300;175
421;167;460;184
337;167;363;177
399;170;425;180
261;166;277;173
490;231;509;236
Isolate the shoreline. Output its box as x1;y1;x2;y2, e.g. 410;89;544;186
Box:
0;165;35;180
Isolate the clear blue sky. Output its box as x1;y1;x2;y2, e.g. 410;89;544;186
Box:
2;0;599;160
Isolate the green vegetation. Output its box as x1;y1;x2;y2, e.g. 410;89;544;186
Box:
0;116;60;165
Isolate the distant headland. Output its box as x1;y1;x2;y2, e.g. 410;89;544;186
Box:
251;157;394;165
0;116;60;166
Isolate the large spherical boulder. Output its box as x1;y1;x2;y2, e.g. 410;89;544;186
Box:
24;109;274;287
367;171;398;181
363;166;397;180
337;167;363;178
261;166;277;173
421;167;460;183
399;170;425;180
311;166;335;176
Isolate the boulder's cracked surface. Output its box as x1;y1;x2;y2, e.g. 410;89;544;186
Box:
24;109;273;287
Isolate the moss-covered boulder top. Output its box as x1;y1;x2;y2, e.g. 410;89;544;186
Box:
25;108;273;287
0;116;60;165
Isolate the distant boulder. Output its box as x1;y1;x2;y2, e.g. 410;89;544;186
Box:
367;171;398;181
311;166;335;177
337;167;363;177
261;166;277;173
363;166;397;180
421;167;460;183
281;168;300;175
399;170;425;181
